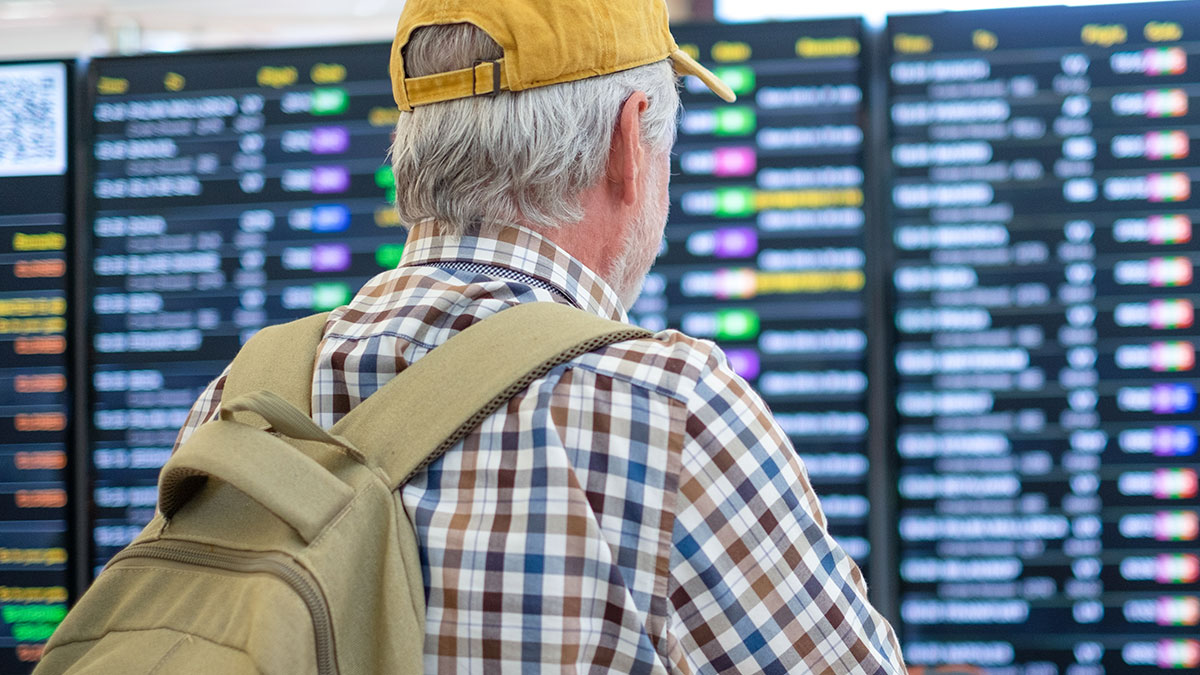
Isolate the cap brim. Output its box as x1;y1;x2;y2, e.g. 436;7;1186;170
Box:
670;49;736;103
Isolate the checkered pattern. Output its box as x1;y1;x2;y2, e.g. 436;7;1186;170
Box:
175;223;904;674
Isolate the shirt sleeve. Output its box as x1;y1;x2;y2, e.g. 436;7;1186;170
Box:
666;350;906;675
172;365;230;451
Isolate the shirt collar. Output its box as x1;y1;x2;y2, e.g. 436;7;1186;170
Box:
399;222;629;323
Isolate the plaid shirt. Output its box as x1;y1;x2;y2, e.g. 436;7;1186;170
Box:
176;223;905;674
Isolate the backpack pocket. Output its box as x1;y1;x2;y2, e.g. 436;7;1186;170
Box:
37;541;330;675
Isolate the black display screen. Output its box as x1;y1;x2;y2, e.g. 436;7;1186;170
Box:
889;3;1200;673
0;61;73;670
644;19;874;569
86;44;401;574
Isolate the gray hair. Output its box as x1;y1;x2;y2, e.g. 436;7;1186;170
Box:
389;23;680;236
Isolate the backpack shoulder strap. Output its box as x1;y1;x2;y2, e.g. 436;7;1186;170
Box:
222;312;331;415
331;302;651;489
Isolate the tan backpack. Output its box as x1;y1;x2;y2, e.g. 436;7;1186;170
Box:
37;302;650;674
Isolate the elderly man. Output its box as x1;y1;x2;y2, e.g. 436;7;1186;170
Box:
175;0;906;672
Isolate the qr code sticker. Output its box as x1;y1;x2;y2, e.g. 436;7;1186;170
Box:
0;63;68;177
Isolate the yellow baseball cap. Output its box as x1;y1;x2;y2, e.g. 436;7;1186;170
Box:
389;0;736;112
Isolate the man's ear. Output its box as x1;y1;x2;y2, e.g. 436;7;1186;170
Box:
608;91;650;207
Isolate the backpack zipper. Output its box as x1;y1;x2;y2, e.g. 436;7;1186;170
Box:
105;540;337;675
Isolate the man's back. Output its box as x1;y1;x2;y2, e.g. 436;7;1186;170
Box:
177;224;904;673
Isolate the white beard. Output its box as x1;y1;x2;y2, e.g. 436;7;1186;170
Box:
609;161;670;310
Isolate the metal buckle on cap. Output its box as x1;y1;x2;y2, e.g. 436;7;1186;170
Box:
472;59;501;98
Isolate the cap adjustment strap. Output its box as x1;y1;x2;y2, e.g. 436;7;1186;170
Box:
403;58;509;108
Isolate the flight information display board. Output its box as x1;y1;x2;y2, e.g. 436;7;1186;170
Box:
88;21;876;578
86;44;401;573
633;19;873;568
0;61;73;670
889;4;1200;673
